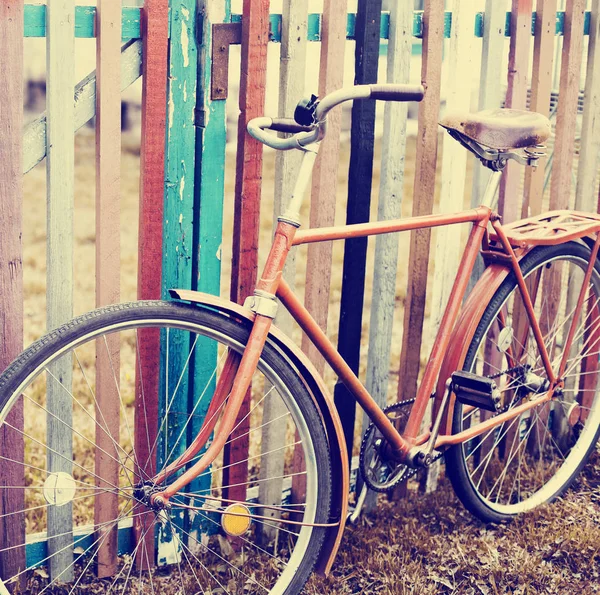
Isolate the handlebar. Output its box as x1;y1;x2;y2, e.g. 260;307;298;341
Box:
247;83;425;151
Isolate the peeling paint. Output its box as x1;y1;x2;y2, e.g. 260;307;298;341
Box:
181;19;190;68
216;243;222;261
183;80;187;102
179;213;183;224
168;84;174;129
179;177;185;201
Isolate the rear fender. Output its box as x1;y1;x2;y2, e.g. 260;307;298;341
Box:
169;289;348;576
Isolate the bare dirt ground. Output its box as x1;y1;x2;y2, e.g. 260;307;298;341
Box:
21;128;600;594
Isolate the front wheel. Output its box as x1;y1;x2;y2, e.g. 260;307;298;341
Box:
446;241;600;523
0;300;332;594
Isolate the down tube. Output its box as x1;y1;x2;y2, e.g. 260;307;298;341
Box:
403;219;489;442
276;279;413;458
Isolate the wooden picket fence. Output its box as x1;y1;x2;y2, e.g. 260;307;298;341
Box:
0;0;599;581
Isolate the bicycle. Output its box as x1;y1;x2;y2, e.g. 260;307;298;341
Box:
1;83;600;594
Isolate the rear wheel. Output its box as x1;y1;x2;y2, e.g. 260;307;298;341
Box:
446;242;600;522
0;301;332;594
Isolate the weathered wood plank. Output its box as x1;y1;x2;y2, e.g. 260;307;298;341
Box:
424;0;476;494
301;0;348;374
0;1;25;583
397;0;444;407
550;0;586;211
189;0;231;542
498;0;532;223
224;0;270;507
523;0;557;218
548;0;586;447
575;0;600;213
361;1;412;513
334;0;383;463
24;39;143;175
46;0;75;582
157;0;199;561
259;0;308;536
134;0;169;569
94;0;121;578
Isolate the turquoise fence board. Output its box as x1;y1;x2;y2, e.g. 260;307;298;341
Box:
188;0;231;540
159;0;199;556
24;5;146;39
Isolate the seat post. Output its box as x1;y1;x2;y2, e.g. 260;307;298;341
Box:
481;170;503;209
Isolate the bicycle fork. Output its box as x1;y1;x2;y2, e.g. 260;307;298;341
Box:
150;148;319;507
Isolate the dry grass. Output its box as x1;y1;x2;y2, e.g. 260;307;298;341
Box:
307;454;600;595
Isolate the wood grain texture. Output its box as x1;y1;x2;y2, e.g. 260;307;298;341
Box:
260;0;308;532
522;0;557;217
397;0;444;406
362;1;412;512
94;0;121;578
189;0;230;541
550;0;586;211
334;0;383;462
0;0;25;582
301;0;348;374
224;0;270;506
23;39;143;175
498;0;532;223
575;0;600;213
46;0;75;581
424;0;476;494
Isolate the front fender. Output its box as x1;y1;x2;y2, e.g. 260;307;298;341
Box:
169;289;348;576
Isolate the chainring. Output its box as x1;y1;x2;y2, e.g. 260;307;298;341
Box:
359;400;414;493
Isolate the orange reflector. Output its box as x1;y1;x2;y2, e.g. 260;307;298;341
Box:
221;503;251;537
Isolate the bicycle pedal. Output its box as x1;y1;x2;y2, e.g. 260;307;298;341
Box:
451;371;501;412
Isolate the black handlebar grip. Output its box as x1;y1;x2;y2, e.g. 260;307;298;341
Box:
269;118;315;134
369;84;425;102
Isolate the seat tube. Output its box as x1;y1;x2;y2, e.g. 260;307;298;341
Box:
480;169;502;209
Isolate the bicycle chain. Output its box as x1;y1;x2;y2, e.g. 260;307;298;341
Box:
359;365;525;493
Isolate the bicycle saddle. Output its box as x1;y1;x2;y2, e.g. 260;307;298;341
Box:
439;108;551;150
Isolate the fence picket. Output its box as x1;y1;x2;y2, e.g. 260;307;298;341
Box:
260;0;308;532
549;0;586;445
334;0;383;463
190;0;231;537
158;0;199;558
397;0;444;408
224;0;270;506
361;1;412;513
523;0;557;218
551;0;586;212
575;0;600;212
46;0;75;582
471;1;507;210
424;0;476;494
301;0;348;373
498;0;532;223
134;0;169;570
0;1;25;582
94;0;122;577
